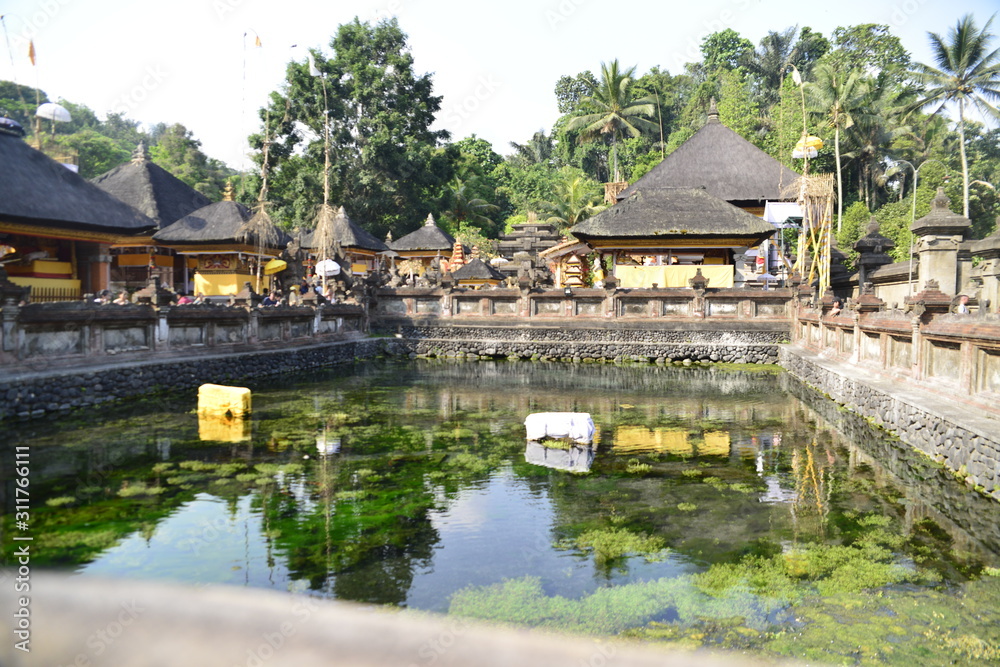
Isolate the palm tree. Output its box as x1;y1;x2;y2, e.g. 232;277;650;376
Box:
509;130;553;167
566;60;657;182
843;72;912;210
807;63;870;230
542;170;605;233
440;178;499;231
910;13;1000;217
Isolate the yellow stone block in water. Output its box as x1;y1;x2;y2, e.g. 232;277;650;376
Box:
198;383;251;417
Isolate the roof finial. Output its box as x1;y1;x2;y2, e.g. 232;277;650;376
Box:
131;141;149;164
707;98;719;123
425;212;436;226
222;181;234;201
385;230;393;242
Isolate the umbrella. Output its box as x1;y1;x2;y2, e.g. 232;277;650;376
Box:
315;258;341;277
263;258;287;275
489;257;510;267
754;273;780;290
35;102;72;123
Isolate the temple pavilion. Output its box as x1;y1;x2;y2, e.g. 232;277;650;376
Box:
92;143;212;292
562;101;800;288
0;121;156;300
300;206;387;277
387;213;454;272
570;187;776;288
152;185;290;296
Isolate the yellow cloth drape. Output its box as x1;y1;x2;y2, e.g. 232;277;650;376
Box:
615;265;734;288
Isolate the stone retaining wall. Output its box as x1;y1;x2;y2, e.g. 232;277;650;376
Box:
0;338;384;421
376;325;784;364
780;345;1000;501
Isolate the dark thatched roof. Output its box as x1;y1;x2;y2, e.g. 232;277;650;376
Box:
451;257;505;281
91;145;211;229
389;213;454;252
0;134;156;233
153;200;291;247
300;206;387;252
618;107;799;204
570;187;775;244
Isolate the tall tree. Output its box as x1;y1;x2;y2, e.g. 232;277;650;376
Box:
509;130;553;167
566;60;657;182
701;29;753;73
807;62;870;229
830;24;910;77
909;13;1000;217
253;18;453;237
554;71;598;114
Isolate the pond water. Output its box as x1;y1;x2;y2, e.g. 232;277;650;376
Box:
3;359;1000;665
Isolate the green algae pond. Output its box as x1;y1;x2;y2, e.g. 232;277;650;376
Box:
2;359;999;665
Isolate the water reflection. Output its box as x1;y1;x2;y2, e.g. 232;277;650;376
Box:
1;359;997;617
524;440;596;473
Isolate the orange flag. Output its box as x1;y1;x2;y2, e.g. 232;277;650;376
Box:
28;40;35;66
254;35;261;47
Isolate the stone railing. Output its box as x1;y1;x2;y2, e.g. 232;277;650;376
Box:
372;286;793;323
784;287;1000;500
0;300;366;375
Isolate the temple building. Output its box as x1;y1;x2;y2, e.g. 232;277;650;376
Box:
388;213;454;271
0;121;156;300
300;206;387;276
617;100;799;216
569;187;777;289
91;143;212;292
152;185;290;296
562;101;801;288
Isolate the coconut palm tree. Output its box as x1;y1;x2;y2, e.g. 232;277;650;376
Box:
509;130;553;167
807;63;870;230
910;13;1000;217
843;72;912;210
566;60;657;182
440;178;499;231
542;170;605;233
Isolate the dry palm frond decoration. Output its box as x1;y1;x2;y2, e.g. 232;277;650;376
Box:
240;201;281;292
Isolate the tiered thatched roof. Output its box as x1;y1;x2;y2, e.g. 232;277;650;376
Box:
389;213;454;252
570;187;775;246
153;199;291;248
300;206;387;253
0;132;155;234
91;143;211;229
618;102;799;205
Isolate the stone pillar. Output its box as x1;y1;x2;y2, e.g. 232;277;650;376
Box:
970;218;1000;313
910;188;971;295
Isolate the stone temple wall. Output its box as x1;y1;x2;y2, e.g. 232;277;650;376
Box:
374;325;784;364
780;345;1000;502
0;339;383;422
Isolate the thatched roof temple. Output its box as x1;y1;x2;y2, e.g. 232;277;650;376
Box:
92;144;211;230
618;101;799;213
389;213;454;254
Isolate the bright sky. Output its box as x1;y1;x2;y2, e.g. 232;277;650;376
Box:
2;0;998;171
